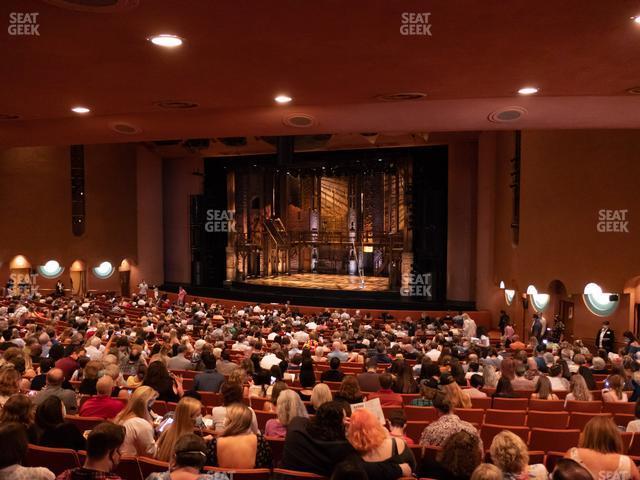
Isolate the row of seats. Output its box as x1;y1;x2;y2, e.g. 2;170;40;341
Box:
469;396;636;412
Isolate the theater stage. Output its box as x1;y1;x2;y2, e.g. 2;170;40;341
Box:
243;273;390;292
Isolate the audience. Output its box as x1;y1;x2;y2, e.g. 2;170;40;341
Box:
550;458;593;480
0;393;38;442
368;373;403;407
156;396;203;462
564;374;592;405
210;382;258;432
32;368;78;414
34;396;86;450
333;375;365;405
147;434;227;480
193;352;224;393
420;393;479;447
603;374;628;402
489;430;548;479
531;375;559;400
79;376;125;419
419;430;482;479
264;388;308;438
113;385;158;456
0;422;54;480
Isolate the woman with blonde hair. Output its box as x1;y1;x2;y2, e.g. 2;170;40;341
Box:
265;389;309;438
156;396;203;462
471;463;502;480
309;383;333;414
206;403;272;469
114;385;159;456
531;375;559;400
603;374;628;402
566;416;640;479
490;430;548;479
441;374;471;408
346;408;414;479
482;364;498;388
564;374;592;406
0;366;21;407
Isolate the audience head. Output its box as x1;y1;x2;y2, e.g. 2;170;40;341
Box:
489;430;530;475
330;460;369;480
308;401;347;441
310;383;332;410
222;403;253;437
220;382;244;406
346;408;386;453
96;375;114;396
470;374;485;390
378;373;393;390
45;368;65;387
86;422;126;469
0;394;33;426
551;458;592;480
580;416;623;454
0;423;30;469
470;463;502;480
276;389;308;426
172;433;209;470
534;375;553;399
437;430;483;478
115;385;158;423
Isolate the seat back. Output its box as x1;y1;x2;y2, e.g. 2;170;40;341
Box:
403;406;437;422
405;421;430;443
138;456;169;478
491;397;529;410
266;436;285;467
529;428;580;453
455;408;485;424
528;399;565;412
250;396;269;411
254;409;278;431
480;424;529;449
114;456;143;480
528;451;546;465
614;414;635;429
568;412;612;430
527;410;569;429
273;468;328;479
603;402;636;415
545;451;566;472
65;414;105;433
470;397;491;409
26;444;80;476
622;432;634;454
199;391;223;407
484;409;526;426
205;467;272;479
565;400;602;413
629;433;640;457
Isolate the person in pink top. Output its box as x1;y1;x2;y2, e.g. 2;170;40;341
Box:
264;389;308;438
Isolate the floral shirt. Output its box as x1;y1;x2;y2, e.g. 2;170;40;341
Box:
0;465;54;480
419;414;480;448
145;472;228;480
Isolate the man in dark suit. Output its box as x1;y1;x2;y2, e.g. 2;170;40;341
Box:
595;320;615;353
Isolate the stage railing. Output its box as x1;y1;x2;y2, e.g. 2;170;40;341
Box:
234;230;403;249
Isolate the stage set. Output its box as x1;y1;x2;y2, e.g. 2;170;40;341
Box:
188;140;456;309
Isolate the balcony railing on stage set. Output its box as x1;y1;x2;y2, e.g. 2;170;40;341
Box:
233;230;403;252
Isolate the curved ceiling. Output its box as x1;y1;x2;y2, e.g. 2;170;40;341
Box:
1;0;640;146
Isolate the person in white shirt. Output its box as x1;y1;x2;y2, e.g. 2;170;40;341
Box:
467;374;488;398
626;401;640;432
462;313;477;338
548;364;570;391
426;346;441;362
138;280;148;297
85;336;105;361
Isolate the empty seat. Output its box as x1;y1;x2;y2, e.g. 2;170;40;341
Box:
485;409;527;426
400;394;420;405
250;397;269;411
527;410;569;429
199;391;223;407
568;412;612;430
470;397;491;409
529;428;580;453
266;436;285;467
480;424;530;449
528;399;565;412
65;415;105;433
528;451;546;465
114;456;143;480
565;400;602;413
491;397;529;410
405;421;430;443
614;414;635;428
26;445;80;476
455;408;485;424
603;402;636;415
403;406;438;422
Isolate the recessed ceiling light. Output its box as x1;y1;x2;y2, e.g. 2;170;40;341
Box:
71;106;90;114
632;15;640;24
149;34;183;48
517;86;539;95
275;95;292;104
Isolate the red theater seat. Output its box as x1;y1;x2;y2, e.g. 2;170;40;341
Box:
603;402;636;415
565;400;602;413
491;398;529;410
114;456;143;480
527;410;569;429
484;409;526;426
470;397;491;409
138;457;170;478
273;468;328;479
568;412;612;430
528;399;565;411
26;445;80;476
529;428;580;453
403;406;438;422
455;408;485;424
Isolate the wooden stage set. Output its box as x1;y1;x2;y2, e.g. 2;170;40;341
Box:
243;273;390;292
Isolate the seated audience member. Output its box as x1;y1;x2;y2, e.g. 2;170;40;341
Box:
602;374;628;402
357;358;381;392
566;416;640;479
0;422;54;480
393;362;419;394
282;401;357;476
564;374;593;405
156;396;203;462
143;361;183;403
32;368;78;414
321;356;345;383
126;364;147;389
29;358;55;391
470;463;502;480
367;373;403;407
167;345;195;371
193;352;224;393
147;434;227;480
481;364;498;388
113;385;158;457
531;375;559;400
77;360;101;395
346;408;414;479
591;356;609;375
551;458;593;480
210;382;259;433
627;400;640;433
262;381;288;412
490;431;548;479
333;375;365;405
491;376;515;398
79;376;125;419
419;393;479;447
387;411;414;445
309;382;333;414
265;388;308;438
508;335;525;351
206;403;272;469
548;364;570;391
0;366;21;407
410;382;438;406
55;347;81;382
419;430;482;480
57;422;127;480
467;374;487;398
34;396;86;450
0;393;38;442
298;357;316;394
511;364;535;391
441;374;471;408
574;354;597;390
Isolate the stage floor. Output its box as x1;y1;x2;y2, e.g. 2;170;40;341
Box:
243;273;390;292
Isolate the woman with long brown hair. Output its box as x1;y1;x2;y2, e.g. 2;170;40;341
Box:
603;374;628;402
334;375;365;404
531;375;559;400
441;374;471;408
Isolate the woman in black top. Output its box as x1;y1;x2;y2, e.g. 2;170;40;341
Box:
143;361;181;402
34;396;85;450
492;376;515;398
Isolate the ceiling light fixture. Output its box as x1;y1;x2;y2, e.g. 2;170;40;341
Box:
632;15;640;24
149;34;183;48
275;95;292;104
517;86;539;95
71;106;90;114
